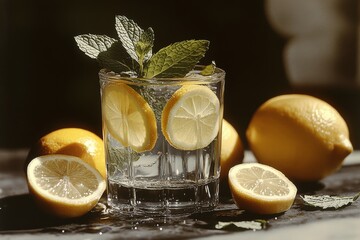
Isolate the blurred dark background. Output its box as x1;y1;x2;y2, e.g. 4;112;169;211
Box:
1;0;359;149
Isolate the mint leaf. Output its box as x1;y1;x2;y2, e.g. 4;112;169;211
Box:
215;220;267;230
74;34;116;59
97;52;132;74
300;193;360;210
136;27;154;61
115;15;148;63
201;61;216;76
136;27;154;75
144;40;209;78
97;41;135;74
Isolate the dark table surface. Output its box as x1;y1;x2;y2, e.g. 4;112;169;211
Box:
1;149;360;240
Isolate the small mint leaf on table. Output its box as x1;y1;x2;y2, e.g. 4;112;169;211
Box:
300;192;360;210
74;34;117;59
115;15;152;63
144;40;210;78
215;220;267;230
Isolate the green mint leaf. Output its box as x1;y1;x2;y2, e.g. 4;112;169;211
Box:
97;52;132;74
115;15;147;63
144;40;209;78
74;34;116;59
201;61;216;76
136;27;154;75
97;41;135;74
300;192;360;210
136;27;154;62
215;220;267;230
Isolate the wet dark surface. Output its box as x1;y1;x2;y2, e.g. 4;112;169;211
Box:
1;150;360;239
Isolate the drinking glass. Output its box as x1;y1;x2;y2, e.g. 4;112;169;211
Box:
99;66;225;216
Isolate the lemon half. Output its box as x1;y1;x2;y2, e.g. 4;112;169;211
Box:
228;163;297;215
27;154;106;218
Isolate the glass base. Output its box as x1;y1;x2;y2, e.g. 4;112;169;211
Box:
106;178;219;217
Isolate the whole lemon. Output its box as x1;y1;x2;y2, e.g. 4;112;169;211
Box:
246;94;353;182
220;119;244;182
27;128;106;179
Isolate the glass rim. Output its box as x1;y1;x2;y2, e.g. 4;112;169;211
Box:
99;65;225;85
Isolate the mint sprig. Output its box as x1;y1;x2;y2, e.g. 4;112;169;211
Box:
75;15;211;78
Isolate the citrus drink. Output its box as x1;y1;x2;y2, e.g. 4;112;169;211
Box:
99;66;225;216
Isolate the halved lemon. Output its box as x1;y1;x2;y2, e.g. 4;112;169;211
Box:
27;154;106;218
102;83;157;152
228;163;297;215
161;85;220;150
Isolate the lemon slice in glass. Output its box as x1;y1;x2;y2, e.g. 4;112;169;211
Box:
102;83;157;152
161;85;220;150
27;154;106;218
228;163;297;215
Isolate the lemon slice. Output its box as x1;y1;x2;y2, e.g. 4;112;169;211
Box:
27;154;106;218
161;85;220;150
102;83;157;152
228;163;297;214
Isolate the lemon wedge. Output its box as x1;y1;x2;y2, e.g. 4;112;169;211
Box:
161;85;220;150
228;163;297;215
102;83;157;153
27;154;106;218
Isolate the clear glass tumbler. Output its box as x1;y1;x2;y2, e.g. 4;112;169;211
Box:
99;66;225;217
